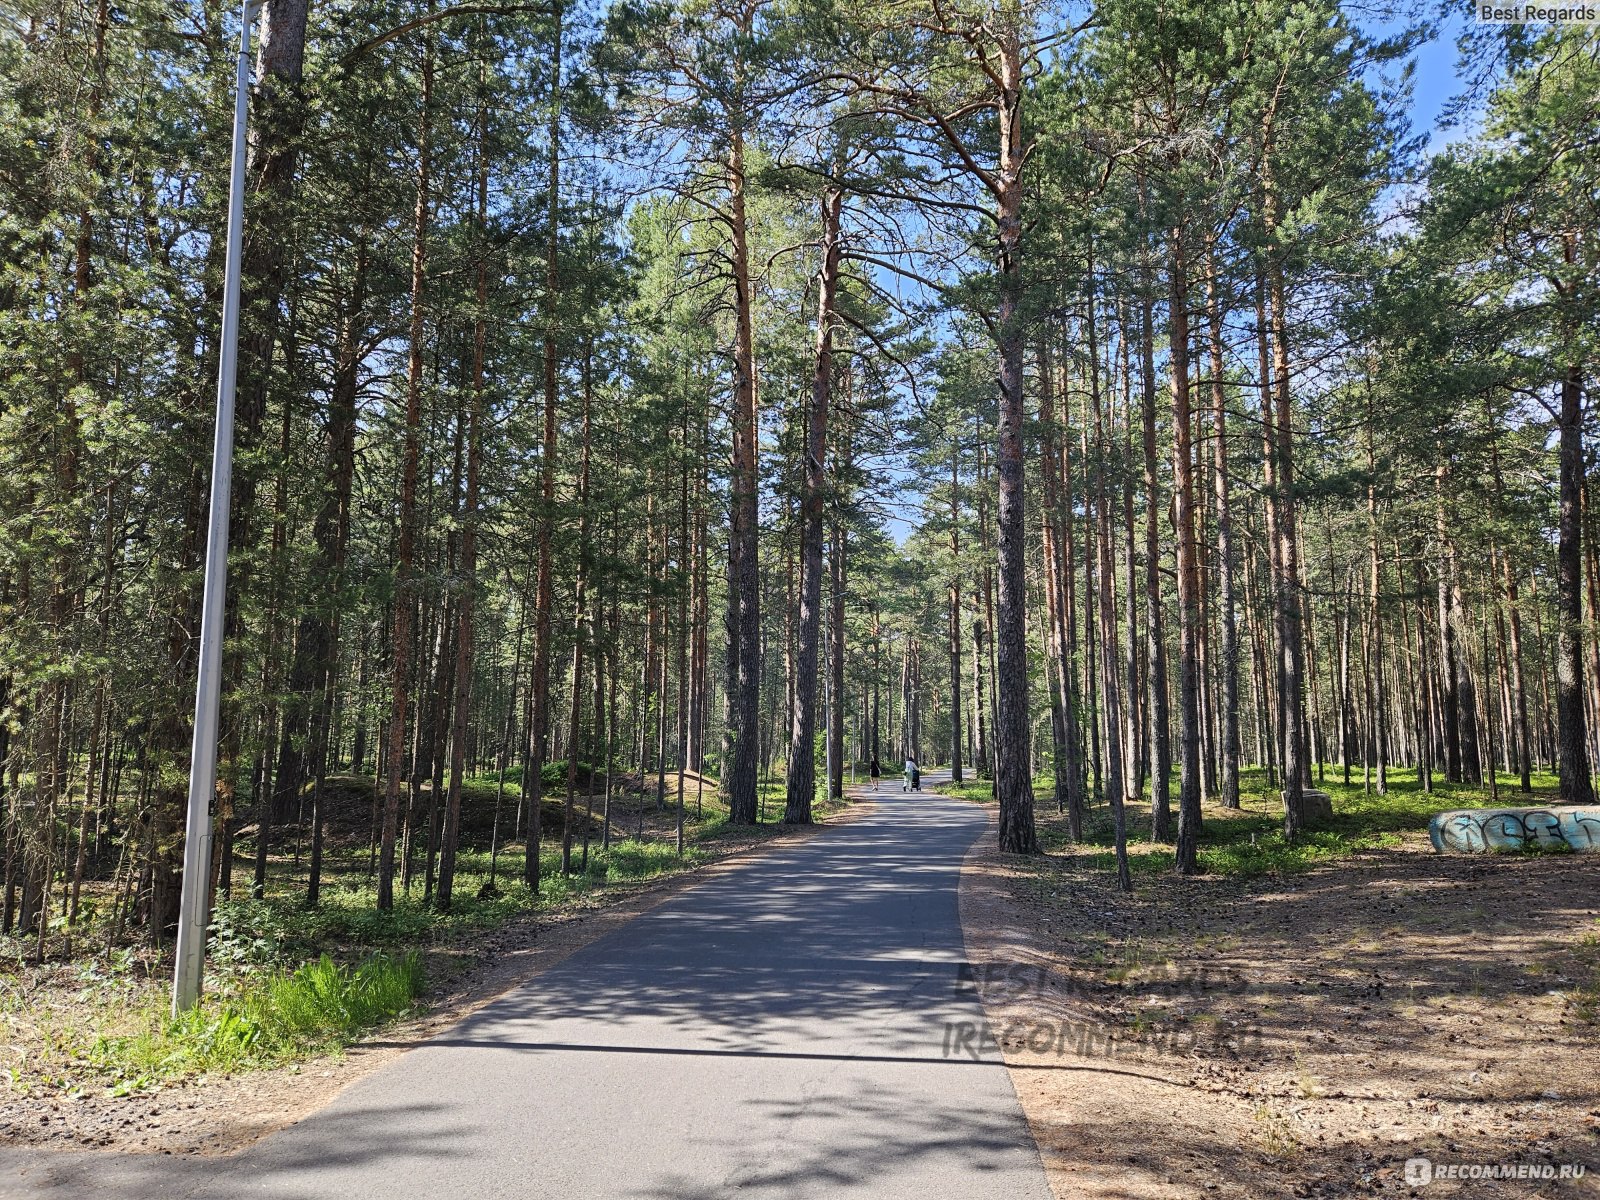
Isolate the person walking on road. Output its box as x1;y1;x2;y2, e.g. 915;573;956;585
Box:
904;756;920;792
869;755;881;790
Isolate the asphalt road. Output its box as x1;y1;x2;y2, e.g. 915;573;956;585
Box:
1;778;1050;1199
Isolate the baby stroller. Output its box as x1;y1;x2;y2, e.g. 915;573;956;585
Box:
902;762;920;792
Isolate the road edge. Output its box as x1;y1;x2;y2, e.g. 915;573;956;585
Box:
2;795;879;1160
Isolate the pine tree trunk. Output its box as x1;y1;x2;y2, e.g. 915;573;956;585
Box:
1204;249;1241;809
1498;506;1533;793
686;404;710;779
724;83;763;823
1138;242;1171;840
1365;406;1388;793
1083;430;1102;806
1260;145;1309;832
784;184;841;824
435;96;492;911
1038;332;1078;823
1120;327;1143;802
1556;359;1594;804
947;436;964;786
827;443;847;801
674;374;691;851
225;0;310;814
1088;266;1127;819
561;345;595;874
377;41;432;910
1168;221;1203;872
524;4;563;889
1433;464;1464;782
990;28;1037;854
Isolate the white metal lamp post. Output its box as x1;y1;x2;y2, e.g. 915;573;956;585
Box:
172;0;259;1018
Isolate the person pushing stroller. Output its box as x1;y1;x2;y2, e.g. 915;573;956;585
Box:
903;756;920;792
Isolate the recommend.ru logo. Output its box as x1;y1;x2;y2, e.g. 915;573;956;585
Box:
1403;1157;1587;1186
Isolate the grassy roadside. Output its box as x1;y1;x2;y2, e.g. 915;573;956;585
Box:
937;764;1564;879
0;771;855;1100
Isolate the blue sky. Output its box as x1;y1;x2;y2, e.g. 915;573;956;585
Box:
1373;3;1477;155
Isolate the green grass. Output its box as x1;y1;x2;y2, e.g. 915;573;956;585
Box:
84;951;425;1094
938;775;1000;806
3;839;716;1098
937;762;1563;879
206;836;722;967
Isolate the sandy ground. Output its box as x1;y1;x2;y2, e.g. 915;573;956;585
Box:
0;799;872;1158
959;807;1600;1199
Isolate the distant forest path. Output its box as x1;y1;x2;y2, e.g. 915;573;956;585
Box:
1;780;1049;1200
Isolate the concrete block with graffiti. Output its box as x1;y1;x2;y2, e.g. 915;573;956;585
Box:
1429;806;1600;853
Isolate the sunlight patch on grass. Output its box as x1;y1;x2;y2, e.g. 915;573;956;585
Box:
960;763;1548;879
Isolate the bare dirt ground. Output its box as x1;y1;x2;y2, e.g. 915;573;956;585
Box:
960;806;1600;1199
0;794;872;1158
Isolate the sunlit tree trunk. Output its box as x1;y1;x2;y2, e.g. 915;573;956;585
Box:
1168;219;1203;872
784;183;842;823
378;37;433;910
1204;248;1241;809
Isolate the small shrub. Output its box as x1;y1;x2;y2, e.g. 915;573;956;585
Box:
540;760;594;787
